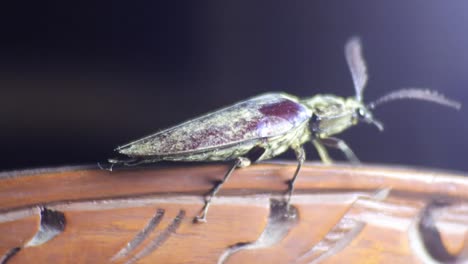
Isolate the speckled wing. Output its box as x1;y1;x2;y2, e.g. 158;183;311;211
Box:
116;93;311;157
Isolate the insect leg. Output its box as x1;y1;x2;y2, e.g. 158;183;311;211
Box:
103;157;161;171
320;137;360;164
312;139;333;164
287;145;306;208
195;157;251;223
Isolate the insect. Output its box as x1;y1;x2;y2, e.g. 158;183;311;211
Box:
107;37;461;222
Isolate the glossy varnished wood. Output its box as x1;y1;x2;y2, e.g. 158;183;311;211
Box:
0;162;467;263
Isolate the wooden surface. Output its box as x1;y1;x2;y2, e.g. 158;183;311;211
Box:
0;162;468;264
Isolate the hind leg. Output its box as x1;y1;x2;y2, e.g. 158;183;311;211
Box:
100;157;161;171
195;157;251;223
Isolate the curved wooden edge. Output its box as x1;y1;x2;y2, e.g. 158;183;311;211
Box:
0;162;467;264
0;162;466;210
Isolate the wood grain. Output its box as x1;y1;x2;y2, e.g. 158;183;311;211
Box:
0;162;467;264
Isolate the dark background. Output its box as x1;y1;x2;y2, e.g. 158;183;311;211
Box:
1;1;467;172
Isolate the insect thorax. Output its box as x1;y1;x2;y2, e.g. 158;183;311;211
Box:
301;95;361;137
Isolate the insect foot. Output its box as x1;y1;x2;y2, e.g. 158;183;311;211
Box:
194;205;209;223
97;161;114;172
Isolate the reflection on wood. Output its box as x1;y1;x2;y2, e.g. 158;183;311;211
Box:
0;162;467;263
218;199;298;264
296;189;389;264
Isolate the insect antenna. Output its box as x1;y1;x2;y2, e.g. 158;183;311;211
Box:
345;36;368;102
367;88;461;110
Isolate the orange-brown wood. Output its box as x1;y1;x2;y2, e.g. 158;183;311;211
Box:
0;162;467;263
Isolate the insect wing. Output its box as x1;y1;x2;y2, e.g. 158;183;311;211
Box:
117;93;310;157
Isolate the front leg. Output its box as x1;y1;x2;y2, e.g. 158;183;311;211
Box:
312;139;333;164
320;137;360;164
287;145;306;207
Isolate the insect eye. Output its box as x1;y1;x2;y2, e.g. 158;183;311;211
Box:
355;108;366;120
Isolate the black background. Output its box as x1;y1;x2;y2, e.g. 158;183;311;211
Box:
1;1;467;172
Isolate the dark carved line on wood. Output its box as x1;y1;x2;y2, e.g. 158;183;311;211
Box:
0;248;20;264
218;199;298;264
25;207;66;247
409;201;468;264
125;210;186;264
0;207;65;264
111;208;165;261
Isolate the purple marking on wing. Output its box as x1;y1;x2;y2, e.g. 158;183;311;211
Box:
260;100;303;118
259;99;305;121
259;99;310;128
